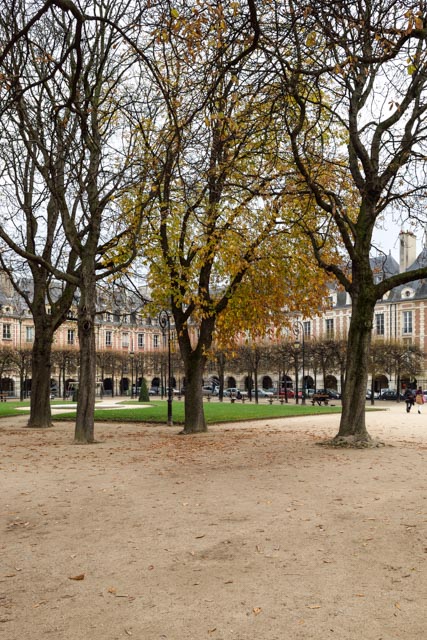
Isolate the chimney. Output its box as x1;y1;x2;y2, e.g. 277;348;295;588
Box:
399;230;417;272
0;270;14;297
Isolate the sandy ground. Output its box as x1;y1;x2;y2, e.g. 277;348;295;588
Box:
1;402;426;640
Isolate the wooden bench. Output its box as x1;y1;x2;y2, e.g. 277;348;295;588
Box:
311;393;329;406
0;393;9;402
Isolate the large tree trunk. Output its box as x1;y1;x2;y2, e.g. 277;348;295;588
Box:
181;350;207;434
27;325;54;428
74;280;97;444
335;293;376;444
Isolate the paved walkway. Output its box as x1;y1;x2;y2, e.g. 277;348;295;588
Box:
13;396;152;414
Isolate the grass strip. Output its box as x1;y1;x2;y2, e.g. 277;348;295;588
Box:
52;399;343;424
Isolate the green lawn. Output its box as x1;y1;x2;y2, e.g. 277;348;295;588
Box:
52;399;343;424
0;401;30;418
0;399;75;419
0;398;384;426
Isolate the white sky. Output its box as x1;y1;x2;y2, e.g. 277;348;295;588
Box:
372;216;425;261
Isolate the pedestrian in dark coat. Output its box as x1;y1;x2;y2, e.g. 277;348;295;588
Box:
404;388;415;413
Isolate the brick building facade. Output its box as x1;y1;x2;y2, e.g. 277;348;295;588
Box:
1;231;427;398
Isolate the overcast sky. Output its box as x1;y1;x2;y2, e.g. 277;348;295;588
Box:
372;214;425;260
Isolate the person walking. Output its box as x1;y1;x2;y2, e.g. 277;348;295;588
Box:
404;388;415;413
415;386;424;414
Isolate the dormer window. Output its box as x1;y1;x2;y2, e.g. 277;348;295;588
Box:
328;292;337;307
401;287;414;299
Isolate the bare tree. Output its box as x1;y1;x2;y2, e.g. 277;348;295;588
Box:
264;0;427;443
0;1;152;441
0;3;87;426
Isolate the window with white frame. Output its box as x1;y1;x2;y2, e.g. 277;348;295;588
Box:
26;326;34;342
375;313;385;336
105;330;112;347
153;334;159;349
122;332;129;348
303;321;311;338
2;324;11;340
325;318;334;338
403;310;413;334
67;329;75;345
137;333;144;348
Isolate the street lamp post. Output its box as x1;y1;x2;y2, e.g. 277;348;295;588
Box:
158;310;173;426
129;350;135;399
293;320;306;406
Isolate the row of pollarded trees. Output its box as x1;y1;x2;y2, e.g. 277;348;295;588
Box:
0;344;186;399
0;337;422;405
209;338;424;404
207;339;346;402
0;345;32;400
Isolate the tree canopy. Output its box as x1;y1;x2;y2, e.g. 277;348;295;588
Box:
259;0;427;443
126;0;332;432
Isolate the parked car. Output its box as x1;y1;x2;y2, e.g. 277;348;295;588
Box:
202;385;219;396
257;388;274;397
325;388;341;399
313;388;341;399
366;389;381;399
297;388;315;398
378;389;404;401
223;388;247;398
278;388;295;398
148;387;158;395
166;387;181;396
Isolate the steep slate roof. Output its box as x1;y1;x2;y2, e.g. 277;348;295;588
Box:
407;246;427;272
331;246;427;309
379;246;427;302
370;252;400;278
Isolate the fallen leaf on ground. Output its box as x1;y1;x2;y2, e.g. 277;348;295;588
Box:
253;607;262;615
68;574;85;581
33;601;47;608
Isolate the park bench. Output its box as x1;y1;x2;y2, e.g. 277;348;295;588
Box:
311;393;329;406
0;393;9;402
